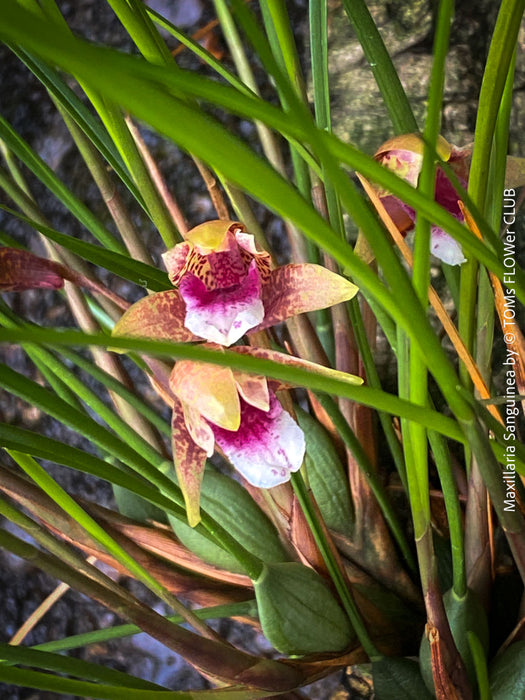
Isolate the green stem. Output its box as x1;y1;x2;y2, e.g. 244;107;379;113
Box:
428;430;467;598
106;0;172;66
406;0;453;576
459;0;524;386
341;0;418;133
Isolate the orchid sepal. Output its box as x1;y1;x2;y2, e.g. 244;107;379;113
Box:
111;289;198;344
171;398;208;527
372;133;470;266
256;263;359;331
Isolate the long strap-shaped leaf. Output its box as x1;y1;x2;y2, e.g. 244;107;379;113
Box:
0;327;465;443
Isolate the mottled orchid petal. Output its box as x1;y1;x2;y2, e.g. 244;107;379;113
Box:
212;394;305;488
375;133;452;163
162;241;192;283
258;264;358;331
112;289;198;343
376;195;414;235
232;346;364;387
376;148;423;189
234;373;270;412
182;403;215;456
179;260;264;345
170;359;240;431
371;134;471;266
172;398;208;527
0;248;66;291
234;232;272;284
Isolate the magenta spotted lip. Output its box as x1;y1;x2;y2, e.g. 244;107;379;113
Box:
179;259;265;346
209;393;305;489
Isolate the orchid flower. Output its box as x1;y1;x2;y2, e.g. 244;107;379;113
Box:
115;220;359;346
111;217;361;525
373;133;470;266
167;345;363;526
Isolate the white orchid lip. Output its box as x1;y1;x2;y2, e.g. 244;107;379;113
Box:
210;394;305;489
179;260;265;345
430;226;467;266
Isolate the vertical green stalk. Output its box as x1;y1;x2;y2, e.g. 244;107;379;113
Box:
406;0;453;548
341;0;419;134
84;92;180;248
458;0;524;387
465;44;517;602
106;0;173;66
213;0;283;172
257;0;314;214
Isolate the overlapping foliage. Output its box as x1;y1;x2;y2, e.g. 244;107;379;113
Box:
0;0;524;698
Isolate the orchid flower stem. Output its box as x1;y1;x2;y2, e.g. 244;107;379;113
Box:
84;91;180;248
258;0;316;263
57;107;154;266
405;0;453;597
214;0;284;174
290;471;380;660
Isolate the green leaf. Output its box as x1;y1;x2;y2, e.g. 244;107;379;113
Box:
373;657;433;700
296;407;354;536
254;562;355;655
341;0;418;133
0;114;126;254
0;326;467;445
0;422;186;522
113;484;168;524
169;469;289;574
0;643;161;690
30;601;257;655
489;642;525;699
9;46;145;208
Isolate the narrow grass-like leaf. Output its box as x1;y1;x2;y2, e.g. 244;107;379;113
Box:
57;346;171;437
0;424;185;521
0;326;466;443
2;8;521;301
340;0;418;134
0;114;126;254
0;644;162;690
29;601;257;654
8;450;218;638
9;46;144;207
